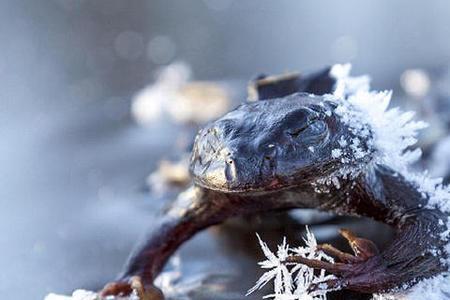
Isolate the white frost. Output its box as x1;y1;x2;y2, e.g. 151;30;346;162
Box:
331;65;450;215
248;227;335;300
330;64;428;175
372;274;450;300
328;64;450;299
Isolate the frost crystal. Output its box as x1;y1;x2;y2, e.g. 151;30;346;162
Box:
330;65;450;216
327;64;450;299
247;235;292;297
331;149;342;159
248;227;335;300
329;64;429;186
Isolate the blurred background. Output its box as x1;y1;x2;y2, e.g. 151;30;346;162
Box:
2;1;450;299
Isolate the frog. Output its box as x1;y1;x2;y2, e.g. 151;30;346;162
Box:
100;67;449;299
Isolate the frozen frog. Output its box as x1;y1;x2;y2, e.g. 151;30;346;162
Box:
100;66;450;299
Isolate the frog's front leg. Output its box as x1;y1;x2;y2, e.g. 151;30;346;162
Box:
99;185;263;299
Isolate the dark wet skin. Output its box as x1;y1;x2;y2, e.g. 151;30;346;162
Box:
101;70;449;299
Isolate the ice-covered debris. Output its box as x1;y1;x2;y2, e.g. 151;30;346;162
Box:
248;227;335;300
132;62;191;125
131;62;230;125
166;82;230;124
147;156;191;196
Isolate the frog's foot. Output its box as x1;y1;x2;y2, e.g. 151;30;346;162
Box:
100;276;164;300
285;228;388;293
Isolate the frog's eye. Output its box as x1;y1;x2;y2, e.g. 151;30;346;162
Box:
287;124;309;138
286;116;320;138
303;120;327;136
286;120;328;148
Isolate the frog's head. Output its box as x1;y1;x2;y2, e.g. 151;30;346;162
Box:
190;93;367;193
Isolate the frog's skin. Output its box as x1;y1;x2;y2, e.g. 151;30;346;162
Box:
101;77;449;299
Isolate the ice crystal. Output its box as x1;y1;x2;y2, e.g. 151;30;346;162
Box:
329;64;450;299
248;227;335;300
330;65;450;216
330;65;428;173
247;235;292;297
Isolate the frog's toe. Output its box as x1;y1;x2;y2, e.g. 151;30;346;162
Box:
305;255;391;293
100;280;133;297
285;255;353;274
339;228;379;260
316;243;363;263
285;228;392;293
100;276;164;300
285;228;379;274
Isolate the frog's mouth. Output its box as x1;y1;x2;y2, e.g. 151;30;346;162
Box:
189;140;328;194
190;151;287;193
